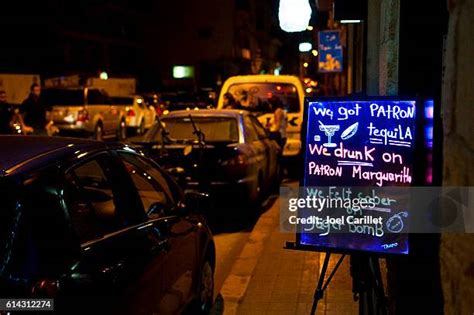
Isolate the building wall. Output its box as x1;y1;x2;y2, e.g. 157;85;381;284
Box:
440;0;474;313
366;0;400;96
145;0;237;87
378;0;400;95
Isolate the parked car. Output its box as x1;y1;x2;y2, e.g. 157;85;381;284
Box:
160;91;214;112
112;95;157;135
142;93;165;116
0;136;215;315
134;109;281;206
44;87;128;141
216;75;305;165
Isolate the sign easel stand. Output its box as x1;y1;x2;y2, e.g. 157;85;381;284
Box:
285;242;388;315
351;254;388;315
310;251;346;315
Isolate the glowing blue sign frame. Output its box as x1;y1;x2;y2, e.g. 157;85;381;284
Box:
297;96;421;255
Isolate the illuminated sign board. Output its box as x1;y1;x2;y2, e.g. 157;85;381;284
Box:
298;98;417;255
173;66;195;79
318;31;343;73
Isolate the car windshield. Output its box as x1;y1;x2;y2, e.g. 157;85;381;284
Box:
42;89;85;106
112;97;134;105
226;83;300;113
0;182;19;263
146;116;239;143
161;92;211;110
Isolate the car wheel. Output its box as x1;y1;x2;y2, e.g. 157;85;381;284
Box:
249;172;264;208
138;119;145;135
117;120;127;141
94;123;104;141
198;259;214;314
271;164;281;194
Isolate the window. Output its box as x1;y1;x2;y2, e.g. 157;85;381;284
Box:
160;117;239;142
111;97;134;105
65;156;124;242
87;89;107;105
244;116;259;142
226;83;300;113
250;116;268;139
119;153;175;216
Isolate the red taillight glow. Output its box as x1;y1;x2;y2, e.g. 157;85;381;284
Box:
77;110;89;122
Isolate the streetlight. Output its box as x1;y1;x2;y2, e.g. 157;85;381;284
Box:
299;42;313;52
278;0;312;32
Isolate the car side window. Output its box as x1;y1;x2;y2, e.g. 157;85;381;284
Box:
64;156;124;243
244;116;259;142
250;116;268;139
87;89;107;105
118;152;176;217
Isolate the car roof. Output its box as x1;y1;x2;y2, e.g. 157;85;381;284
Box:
0;136;108;176
162;109;247;119
222;74;302;84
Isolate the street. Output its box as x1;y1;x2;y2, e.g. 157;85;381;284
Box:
208;194;282;299
213;223;252;299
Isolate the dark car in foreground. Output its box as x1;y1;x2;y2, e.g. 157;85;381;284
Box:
0;136;215;315
134;109;280;206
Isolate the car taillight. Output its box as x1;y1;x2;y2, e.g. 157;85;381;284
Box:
77;110;89;122
127;109;136;116
221;154;248;166
31;279;60;297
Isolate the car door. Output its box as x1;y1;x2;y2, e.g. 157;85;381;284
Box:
243;115;267;179
250;115;278;182
59;152;161;315
117;152;199;315
88;89;116;135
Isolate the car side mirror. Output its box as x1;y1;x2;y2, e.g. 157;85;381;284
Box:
184;190;211;214
147;202;166;219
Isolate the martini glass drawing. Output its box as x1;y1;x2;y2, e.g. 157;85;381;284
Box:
319;120;340;147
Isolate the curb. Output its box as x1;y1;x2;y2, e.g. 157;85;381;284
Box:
219;198;280;315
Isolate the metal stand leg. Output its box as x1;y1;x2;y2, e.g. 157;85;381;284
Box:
352;255;388;315
310;253;346;315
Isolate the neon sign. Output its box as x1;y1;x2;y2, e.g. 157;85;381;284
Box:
299;98;418;255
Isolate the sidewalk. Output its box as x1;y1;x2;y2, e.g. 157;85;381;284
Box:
222;196;358;315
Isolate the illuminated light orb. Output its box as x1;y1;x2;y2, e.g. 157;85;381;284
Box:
279;0;312;33
99;71;108;80
299;42;312;52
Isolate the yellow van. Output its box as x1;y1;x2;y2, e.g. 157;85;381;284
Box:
217;75;305;162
